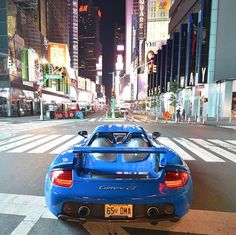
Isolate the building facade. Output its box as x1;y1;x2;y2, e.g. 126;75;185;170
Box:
67;0;79;71
78;0;101;82
164;0;236;120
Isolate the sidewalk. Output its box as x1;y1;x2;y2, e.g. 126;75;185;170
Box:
130;112;236;129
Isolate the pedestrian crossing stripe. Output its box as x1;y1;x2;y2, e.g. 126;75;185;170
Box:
0;135;236;164
174;138;224;162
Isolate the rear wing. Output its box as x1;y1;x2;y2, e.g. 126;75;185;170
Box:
73;146;167;154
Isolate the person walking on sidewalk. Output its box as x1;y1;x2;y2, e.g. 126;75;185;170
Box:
182;109;185;121
176;108;181;122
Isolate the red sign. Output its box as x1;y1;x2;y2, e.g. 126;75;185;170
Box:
79;5;88;12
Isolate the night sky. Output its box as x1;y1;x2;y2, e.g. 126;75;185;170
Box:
93;0;125;99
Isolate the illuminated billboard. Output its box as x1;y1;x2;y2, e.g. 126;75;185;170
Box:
48;43;67;67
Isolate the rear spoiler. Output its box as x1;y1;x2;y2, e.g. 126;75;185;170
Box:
73;146;167;154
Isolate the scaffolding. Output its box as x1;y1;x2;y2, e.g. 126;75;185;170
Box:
13;0;38;9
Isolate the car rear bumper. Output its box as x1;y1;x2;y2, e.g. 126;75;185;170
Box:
57;202;181;224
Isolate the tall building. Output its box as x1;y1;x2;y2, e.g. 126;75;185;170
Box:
47;0;69;45
78;0;101;82
0;0;48;117
67;0;79;71
161;0;236;120
124;0;148;103
146;0;171;96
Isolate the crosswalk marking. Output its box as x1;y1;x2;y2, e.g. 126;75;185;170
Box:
89;118;96;122
190;138;236;163
226;140;236;145
28;135;74;153
50;135;83;154
8;135;60;153
158;137;195;160
0;135;45;152
174;138;225;162
0;135;235;165
0;134;34;147
207;139;236;153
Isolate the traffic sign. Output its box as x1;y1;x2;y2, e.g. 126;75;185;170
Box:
45;74;62;80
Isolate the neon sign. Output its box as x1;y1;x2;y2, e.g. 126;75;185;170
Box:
79;5;88;12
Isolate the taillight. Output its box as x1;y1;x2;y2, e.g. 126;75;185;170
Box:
165;171;189;188
50;170;73;187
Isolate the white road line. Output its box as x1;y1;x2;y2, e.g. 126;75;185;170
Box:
208;139;236;153
50;135;83;154
133;118;142;123
8;135;60;153
174;138;224;162
0;193;235;235
28;135;74;153
158;137;195;160
225;140;236;145
190;138;236;163
0;135;45;152
0;134;34;146
89;118;96;122
98;117;103;122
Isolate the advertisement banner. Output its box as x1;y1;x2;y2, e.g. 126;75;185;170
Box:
177;24;188;88
28;48;35;82
197;0;212;84
171;32;179;82
22;48;28;81
48;43;67;67
156;0;171;11
77;76;86;90
186;13;198;87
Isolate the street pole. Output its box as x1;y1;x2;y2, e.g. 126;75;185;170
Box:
40;94;44;120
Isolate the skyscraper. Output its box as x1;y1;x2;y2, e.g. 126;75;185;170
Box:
47;0;69;45
67;0;79;71
78;0;101;82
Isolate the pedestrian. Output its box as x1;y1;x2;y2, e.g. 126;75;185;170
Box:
182;109;185;121
176;109;181;122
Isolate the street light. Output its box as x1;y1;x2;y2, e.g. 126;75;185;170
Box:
109;72;116;118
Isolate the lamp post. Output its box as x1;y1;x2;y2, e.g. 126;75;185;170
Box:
109;72;116;118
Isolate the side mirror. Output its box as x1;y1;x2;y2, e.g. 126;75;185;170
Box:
152;131;160;140
78;130;88;138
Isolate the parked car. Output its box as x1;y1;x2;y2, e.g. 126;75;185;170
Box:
45;124;192;225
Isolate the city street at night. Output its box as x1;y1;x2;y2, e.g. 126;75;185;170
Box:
1;0;236;234
0;112;235;235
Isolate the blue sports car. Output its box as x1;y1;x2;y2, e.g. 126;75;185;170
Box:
45;124;192;225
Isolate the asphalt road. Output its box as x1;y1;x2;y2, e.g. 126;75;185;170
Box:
0;112;236;235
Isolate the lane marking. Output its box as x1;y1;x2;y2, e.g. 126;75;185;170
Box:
88;118;96;122
190;138;236;163
8;135;60;153
0;193;235;235
0;134;34;147
0;135;45;152
28;135;74;153
174;138;224;162
208;139;236;153
158;137;195;160
50;136;83;154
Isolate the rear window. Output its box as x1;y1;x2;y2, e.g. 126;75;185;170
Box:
88;132;151;162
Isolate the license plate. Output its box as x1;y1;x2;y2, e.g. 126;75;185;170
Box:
104;204;133;218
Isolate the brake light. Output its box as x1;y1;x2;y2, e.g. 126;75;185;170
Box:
50;170;73;187
165;171;189;188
